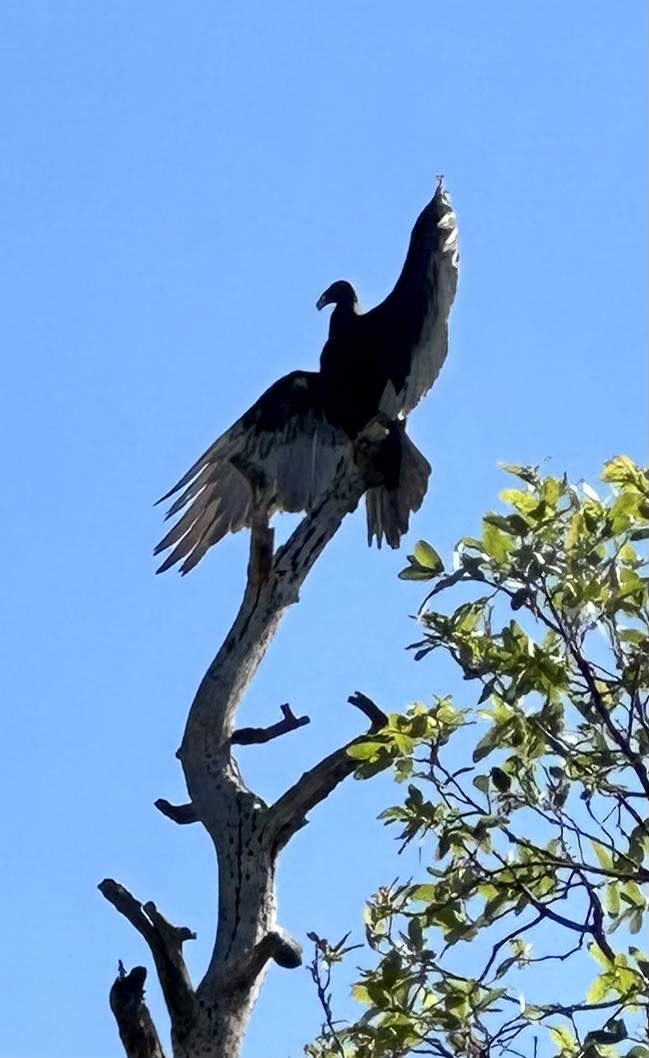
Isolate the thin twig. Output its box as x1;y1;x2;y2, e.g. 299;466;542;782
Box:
231;703;310;745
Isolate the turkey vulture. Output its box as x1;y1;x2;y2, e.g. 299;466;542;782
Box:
155;178;458;573
154;372;430;573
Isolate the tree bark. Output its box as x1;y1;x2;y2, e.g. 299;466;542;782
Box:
102;441;389;1057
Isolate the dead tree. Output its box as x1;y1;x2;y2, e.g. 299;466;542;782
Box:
100;438;390;1058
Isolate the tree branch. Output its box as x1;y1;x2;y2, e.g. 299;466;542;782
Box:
99;880;196;1036
574;652;649;798
216;928;303;995
154;800;198;825
306;938;347;1058
109;963;167;1058
543;583;649;797
107;434;388;1057
179;458;372;766
348;691;389;730
231;703;310;745
266;692;388;849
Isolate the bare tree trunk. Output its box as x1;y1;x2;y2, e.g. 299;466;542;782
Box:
101;442;389;1058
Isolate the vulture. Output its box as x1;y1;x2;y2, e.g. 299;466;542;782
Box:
155;177;459;574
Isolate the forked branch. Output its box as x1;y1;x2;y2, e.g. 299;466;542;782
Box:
99;879;196;1037
267;692;388;849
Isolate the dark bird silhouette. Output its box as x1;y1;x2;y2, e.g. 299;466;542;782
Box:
155;178;458;573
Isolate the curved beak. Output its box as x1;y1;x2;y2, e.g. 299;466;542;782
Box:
316;289;331;311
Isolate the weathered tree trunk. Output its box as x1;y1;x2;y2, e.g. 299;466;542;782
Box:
100;441;389;1058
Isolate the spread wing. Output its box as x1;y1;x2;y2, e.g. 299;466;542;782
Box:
363;178;459;416
154;371;351;574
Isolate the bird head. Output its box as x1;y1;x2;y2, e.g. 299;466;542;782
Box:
316;280;358;312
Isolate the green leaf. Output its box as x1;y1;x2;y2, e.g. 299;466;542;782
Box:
398;564;435;581
589;942;615;969
407;916;424;951
601;455;647;489
591;840;614;871
473;726;501;762
482;522;515;563
413;540;445;573
605;884;621;916
490;766;511;792
628;909;645;934
409;884;436;903
499;488;541;517
473;774;490;794
621;880;645;907
618;628;645;645
381;950;402;987
493;954;517;980
351;984;372;1006
347;740;385;761
549;1025;578;1053
586;973;611;1003
498;462;541;487
541;476;561;505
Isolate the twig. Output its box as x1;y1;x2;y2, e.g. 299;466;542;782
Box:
231;703;310;745
347;691;389;730
154;800;198;825
306;937;346;1058
265;693;388;850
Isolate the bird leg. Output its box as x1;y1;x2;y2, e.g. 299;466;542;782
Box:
354;415;390;487
249;512;274;584
230;453;274;583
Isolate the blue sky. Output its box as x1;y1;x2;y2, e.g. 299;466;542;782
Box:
1;3;646;1056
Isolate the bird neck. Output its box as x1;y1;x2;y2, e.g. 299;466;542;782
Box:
330;299;357;333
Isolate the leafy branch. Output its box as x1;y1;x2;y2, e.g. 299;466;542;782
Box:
305;457;649;1058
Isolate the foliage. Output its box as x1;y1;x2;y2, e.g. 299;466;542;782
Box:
305;458;649;1058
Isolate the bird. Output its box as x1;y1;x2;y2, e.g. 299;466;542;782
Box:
154;178;458;574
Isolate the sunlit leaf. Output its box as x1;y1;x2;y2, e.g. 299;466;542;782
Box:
413;540;445;573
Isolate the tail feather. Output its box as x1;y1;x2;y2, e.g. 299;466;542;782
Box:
366;426;431;549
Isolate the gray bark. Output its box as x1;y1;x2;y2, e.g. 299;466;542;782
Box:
101;440;389;1058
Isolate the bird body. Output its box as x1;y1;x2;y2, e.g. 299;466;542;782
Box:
155;178;458;573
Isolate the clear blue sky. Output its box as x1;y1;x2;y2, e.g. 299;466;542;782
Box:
1;3;645;1056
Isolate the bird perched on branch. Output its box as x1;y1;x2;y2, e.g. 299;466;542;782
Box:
155;177;459;574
